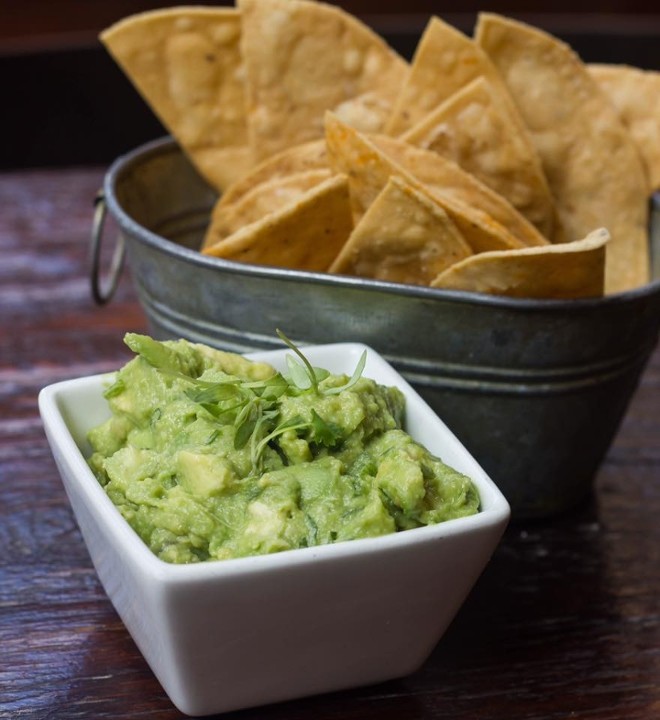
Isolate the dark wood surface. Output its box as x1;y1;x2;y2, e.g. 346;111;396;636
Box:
1;166;659;719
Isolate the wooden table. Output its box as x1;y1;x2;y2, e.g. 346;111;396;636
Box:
1;166;659;719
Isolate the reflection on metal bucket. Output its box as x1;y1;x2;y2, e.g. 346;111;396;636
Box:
94;137;660;519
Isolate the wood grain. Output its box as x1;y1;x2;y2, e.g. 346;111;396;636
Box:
0;168;658;719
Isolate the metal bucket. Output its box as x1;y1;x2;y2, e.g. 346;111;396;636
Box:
93;137;660;519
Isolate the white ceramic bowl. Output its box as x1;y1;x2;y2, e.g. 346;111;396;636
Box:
39;342;510;716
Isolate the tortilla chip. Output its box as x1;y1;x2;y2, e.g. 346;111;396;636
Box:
402;77;563;243
589;64;660;193
370;134;548;248
325;113;534;254
217;140;329;209
202;175;353;271
237;0;408;161
385;16;523;137
329;175;473;284
475;13;649;293
431;228;609;299
333;93;400;135
101;7;252;192
203;168;334;248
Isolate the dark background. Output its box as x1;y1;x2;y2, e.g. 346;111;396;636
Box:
2;1;660;169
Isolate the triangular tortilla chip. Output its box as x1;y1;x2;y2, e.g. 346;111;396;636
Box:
238;0;408;160
385;16;523;137
402;77;563;242
431;228;609;299
329;175;472;285
202;175;353;271
370;135;548;247
333;93;401;135
475;13;649;293
325;113;530;254
218;140;329;208
203;168;334;247
589;63;660;193
101;8;252;192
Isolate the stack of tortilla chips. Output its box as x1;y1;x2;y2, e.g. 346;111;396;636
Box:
102;1;659;298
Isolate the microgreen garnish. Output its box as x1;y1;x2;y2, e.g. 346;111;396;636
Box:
276;328;366;396
310;409;343;448
125;331;368;477
323;349;367;396
252;415;309;472
277;329;323;393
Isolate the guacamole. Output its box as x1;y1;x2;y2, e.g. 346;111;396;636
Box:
87;334;479;563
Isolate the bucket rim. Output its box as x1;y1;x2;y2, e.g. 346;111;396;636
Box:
103;135;660;313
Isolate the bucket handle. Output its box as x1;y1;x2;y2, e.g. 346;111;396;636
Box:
90;190;126;305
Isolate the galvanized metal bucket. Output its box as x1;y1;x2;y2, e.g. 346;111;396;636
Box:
92;137;660;519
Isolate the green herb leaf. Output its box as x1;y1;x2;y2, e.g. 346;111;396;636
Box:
252;415;309;469
185;382;243;404
286;355;313;390
311;367;330;382
310;409;343;448
197;401;241;421
257;374;289;400
324;350;367;395
234;402;260;450
277;329;318;393
275;415;309;433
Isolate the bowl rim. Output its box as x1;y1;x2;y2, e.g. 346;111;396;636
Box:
39;341;510;586
103;135;660;312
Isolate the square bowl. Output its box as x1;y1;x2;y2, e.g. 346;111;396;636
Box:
39;342;510;716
